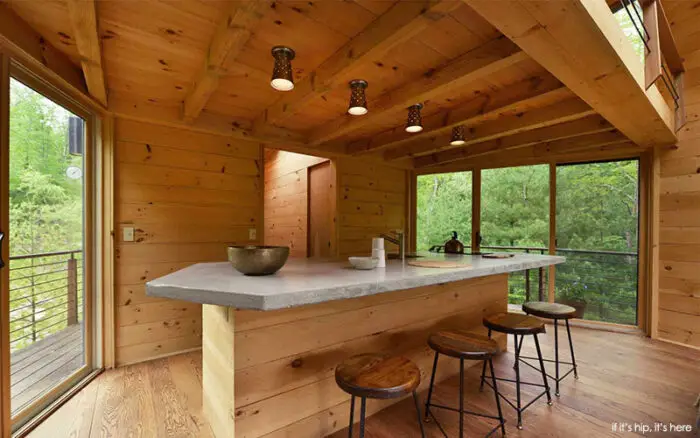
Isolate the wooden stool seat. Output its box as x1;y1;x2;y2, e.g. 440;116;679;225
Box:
523;301;577;319
483;312;545;335
428;330;500;360
335;354;420;400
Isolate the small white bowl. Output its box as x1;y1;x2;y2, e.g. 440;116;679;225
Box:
348;256;379;270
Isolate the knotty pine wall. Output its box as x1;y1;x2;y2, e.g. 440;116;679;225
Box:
231;275;508;437
114;119;262;365
657;9;700;348
337;157;408;257
263;149;328;257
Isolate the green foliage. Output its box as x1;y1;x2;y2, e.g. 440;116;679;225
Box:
8;79;84;352
417;161;640;326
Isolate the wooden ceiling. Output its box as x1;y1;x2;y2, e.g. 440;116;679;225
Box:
2;0;679;170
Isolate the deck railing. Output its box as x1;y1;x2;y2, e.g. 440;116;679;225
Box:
436;245;639;326
8;250;83;353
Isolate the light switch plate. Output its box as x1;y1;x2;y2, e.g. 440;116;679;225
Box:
249;228;257;240
123;227;134;242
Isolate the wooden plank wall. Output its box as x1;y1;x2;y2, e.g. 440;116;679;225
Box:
656;6;700;349
232;274;508;438
337;157;408;257
263;149;327;257
114;118;262;366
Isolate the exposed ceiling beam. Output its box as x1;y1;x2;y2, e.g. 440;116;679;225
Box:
464;0;677;147
414;115;614;167
0;4;96;107
345;76;567;155
182;1;268;123
65;0;107;107
110;94;306;145
420;139;641;173
308;37;527;146
385;97;595;160
252;0;462;130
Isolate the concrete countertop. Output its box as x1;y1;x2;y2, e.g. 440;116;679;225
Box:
146;252;565;311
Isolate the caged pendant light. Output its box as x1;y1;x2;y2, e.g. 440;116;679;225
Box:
405;104;423;133
450;125;466;146
347;80;368;116
270;46;295;91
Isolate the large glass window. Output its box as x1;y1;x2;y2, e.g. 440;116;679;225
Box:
556;160;640;325
416;172;472;251
481;165;550;304
6;76;92;426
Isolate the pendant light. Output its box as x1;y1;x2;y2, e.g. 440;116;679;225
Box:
270;46;295;91
450;125;466;146
347;80;368;116
405;103;423;133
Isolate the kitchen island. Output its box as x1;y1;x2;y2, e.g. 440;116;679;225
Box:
147;253;564;438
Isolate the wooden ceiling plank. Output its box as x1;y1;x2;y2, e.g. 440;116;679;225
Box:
414;115;614;167
65;0;107;106
182;1;268;123
385;97;595;161
345;75;567;155
308;37;527;145
0;4;90;103
252;0;461;130
464;0;677;148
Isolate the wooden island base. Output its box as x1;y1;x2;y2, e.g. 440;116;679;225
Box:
202;274;509;438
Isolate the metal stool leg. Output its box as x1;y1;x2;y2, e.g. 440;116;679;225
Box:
480;329;491;391
348;395;355;438
533;334;553;405
513;333;522;429
459;358;465;438
359;397;367;438
424;351;439;421
413;391;426;438
513;334;524;370
566;319;579;379
488;358;506;437
554;319;560;397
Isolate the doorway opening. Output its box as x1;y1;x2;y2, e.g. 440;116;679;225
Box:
262;149;334;258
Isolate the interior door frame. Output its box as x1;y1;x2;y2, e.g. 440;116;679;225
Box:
0;58;103;435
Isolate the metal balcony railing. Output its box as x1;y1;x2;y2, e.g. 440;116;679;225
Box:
431;244;639;326
8;250;83;353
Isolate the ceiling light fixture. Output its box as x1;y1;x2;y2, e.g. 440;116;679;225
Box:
405;103;423;133
450;125;466;146
347;80;368;116
270;46;295;91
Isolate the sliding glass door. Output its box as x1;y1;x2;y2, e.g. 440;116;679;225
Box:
2;67;95;431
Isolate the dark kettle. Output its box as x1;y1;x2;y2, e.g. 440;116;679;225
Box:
444;231;464;254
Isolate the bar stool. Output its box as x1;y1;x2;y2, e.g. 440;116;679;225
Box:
335;353;426;438
424;330;506;438
520;301;579;396
480;313;552;430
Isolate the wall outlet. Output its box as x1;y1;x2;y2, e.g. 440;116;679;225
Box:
123;227;134;242
249;228;257;240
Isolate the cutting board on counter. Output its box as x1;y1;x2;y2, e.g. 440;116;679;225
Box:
407;260;472;269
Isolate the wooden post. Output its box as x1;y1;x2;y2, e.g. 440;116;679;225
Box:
643;0;662;90
471;169;481;253
548;162;557;303
66;253;78;326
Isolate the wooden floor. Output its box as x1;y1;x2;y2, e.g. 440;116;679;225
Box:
11;324;84;416
25;326;700;438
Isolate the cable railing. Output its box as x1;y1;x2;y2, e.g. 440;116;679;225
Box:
8;249;83;353
430;244;639;326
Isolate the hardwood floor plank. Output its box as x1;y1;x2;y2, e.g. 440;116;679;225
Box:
26;326;700;438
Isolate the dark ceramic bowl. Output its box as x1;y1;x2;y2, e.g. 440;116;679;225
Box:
227;245;290;276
